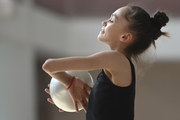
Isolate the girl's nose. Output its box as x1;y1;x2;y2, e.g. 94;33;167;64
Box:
102;21;107;27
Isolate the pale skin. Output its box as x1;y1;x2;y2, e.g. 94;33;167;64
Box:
43;6;134;113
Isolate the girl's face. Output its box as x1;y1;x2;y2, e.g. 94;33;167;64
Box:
97;7;130;46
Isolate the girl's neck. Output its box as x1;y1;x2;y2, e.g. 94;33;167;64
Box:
109;45;131;58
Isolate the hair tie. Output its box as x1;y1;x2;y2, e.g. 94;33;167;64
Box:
150;18;162;30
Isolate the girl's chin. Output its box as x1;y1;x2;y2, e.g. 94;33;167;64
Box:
97;35;102;41
97;37;105;43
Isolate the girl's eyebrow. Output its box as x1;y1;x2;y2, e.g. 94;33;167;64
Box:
111;14;119;20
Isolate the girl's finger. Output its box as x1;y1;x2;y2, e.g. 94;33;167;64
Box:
80;99;87;112
83;98;88;106
47;98;54;104
73;101;79;113
84;89;90;98
59;109;64;112
44;88;50;94
84;84;92;91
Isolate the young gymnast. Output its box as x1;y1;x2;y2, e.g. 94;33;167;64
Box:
43;4;169;120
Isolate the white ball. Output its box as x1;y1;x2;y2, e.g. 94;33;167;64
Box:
49;71;94;112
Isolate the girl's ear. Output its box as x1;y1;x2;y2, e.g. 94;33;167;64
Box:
120;33;133;43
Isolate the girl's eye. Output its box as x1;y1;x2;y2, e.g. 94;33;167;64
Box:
109;19;113;23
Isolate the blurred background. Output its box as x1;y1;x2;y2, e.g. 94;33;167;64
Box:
0;0;180;120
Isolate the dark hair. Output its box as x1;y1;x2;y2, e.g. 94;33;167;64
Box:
124;5;169;57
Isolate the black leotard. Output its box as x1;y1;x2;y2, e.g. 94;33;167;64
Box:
86;58;136;120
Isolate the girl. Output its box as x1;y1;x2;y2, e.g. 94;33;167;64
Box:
43;5;169;120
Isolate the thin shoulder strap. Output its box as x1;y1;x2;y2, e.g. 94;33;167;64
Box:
126;57;136;83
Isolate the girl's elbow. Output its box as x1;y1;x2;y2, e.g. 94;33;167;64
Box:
42;59;53;73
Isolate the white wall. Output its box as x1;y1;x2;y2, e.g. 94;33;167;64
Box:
0;41;36;120
0;1;179;120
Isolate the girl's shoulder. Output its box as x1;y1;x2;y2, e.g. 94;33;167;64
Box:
97;50;129;66
99;51;132;87
88;50;129;72
90;50;129;69
91;50;127;62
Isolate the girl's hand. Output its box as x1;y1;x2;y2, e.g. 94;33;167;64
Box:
67;77;92;113
44;84;64;112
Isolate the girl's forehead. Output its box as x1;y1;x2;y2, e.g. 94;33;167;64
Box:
113;6;127;17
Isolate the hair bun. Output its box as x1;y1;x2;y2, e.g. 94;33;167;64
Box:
153;11;169;27
150;11;169;40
